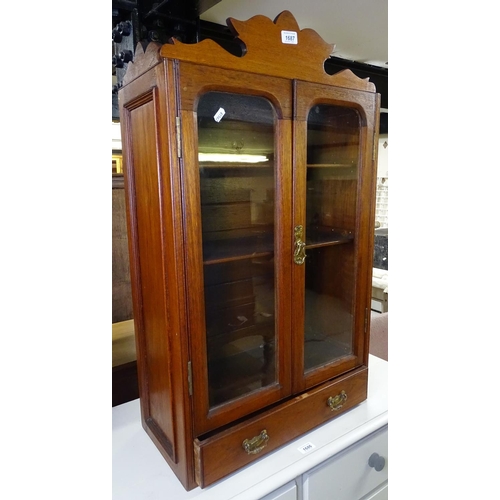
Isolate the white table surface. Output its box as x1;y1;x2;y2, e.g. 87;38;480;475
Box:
113;355;388;500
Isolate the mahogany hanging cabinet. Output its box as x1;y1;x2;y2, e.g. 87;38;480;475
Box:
118;10;380;491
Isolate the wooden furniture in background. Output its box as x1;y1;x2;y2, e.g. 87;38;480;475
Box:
112;175;134;323
118;11;380;491
112;175;137;405
112;319;138;406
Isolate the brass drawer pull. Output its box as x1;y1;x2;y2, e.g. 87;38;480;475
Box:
242;429;269;455
293;225;306;265
327;390;347;411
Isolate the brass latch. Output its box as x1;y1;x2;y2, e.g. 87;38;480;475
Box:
293;225;306;265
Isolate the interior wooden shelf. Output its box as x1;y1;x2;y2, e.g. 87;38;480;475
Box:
199;162;272;169
305;240;351;250
204;251;274;266
306;163;355;168
202;235;274;265
305;228;354;249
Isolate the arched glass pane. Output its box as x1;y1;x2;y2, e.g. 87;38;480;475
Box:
304;105;360;371
197;91;277;407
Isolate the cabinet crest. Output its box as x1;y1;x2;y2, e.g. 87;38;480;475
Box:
122;41;163;86
152;10;375;92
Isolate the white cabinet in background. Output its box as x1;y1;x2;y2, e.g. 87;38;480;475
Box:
302;425;388;500
363;483;388;500
261;481;298;500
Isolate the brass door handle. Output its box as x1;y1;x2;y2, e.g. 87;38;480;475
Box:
242;429;269;455
327;390;347;411
294;225;306;265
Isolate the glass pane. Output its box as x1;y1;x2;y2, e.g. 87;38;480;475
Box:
304;245;355;370
304;105;360;372
197;91;276;408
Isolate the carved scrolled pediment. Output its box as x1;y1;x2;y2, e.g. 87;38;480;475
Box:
159;10;375;92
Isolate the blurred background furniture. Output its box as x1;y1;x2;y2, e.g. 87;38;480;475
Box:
112;175;137;406
372;226;388;313
112;319;137;406
370;312;388;361
372;268;388;313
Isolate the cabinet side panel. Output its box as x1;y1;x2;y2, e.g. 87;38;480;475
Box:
126;96;176;458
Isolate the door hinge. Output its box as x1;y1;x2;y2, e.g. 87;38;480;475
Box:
365;308;369;333
187;360;193;396
175;116;182;158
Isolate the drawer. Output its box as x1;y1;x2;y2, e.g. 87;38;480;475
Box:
194;367;368;488
303;425;388;500
364;483;388;500
260;481;297;500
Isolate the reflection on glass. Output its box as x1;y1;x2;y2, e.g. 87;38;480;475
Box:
197;91;276;408
304;104;360;372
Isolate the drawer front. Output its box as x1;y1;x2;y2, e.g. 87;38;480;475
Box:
303;425;388;500
261;481;297;500
194;367;368;487
364;483;388;500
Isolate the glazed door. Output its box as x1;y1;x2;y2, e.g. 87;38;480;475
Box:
292;80;378;392
177;62;293;435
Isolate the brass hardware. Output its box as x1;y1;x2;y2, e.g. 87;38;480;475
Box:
293;225;306;265
327;390;347;411
242;429;269;455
